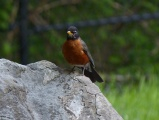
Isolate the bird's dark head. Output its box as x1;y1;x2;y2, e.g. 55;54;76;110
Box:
67;26;79;40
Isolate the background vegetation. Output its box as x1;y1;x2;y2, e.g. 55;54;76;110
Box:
0;0;159;119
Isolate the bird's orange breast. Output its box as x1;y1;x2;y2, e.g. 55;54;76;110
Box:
62;39;89;65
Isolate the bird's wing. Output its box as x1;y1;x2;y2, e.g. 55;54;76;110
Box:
80;39;95;67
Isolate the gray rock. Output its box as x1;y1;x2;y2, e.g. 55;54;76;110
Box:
0;59;123;120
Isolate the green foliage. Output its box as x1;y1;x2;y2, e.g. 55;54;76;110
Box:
0;1;13;30
99;74;159;120
0;0;159;73
3;41;12;55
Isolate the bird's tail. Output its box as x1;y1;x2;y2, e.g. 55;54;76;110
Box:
84;65;103;83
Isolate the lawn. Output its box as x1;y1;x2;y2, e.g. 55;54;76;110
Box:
99;74;159;120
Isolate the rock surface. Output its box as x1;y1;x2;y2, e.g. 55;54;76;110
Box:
0;59;123;120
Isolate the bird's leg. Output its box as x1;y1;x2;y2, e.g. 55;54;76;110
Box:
82;66;86;76
69;66;76;74
71;66;76;72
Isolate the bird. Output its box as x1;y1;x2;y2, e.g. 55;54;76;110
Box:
62;26;103;83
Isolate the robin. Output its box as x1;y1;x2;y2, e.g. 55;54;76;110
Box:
62;26;103;83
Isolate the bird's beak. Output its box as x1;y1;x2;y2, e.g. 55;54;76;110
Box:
67;31;73;36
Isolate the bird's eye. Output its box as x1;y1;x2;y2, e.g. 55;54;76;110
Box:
72;31;77;33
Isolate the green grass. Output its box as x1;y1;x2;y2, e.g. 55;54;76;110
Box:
99;74;159;120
